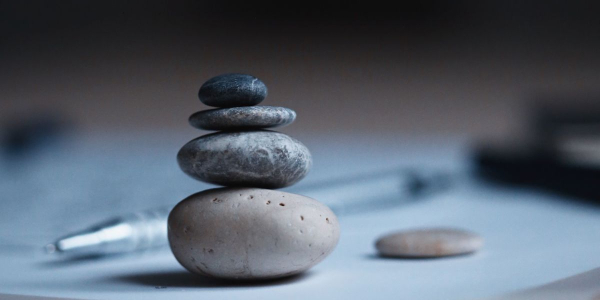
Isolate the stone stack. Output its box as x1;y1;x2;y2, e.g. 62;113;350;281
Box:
168;74;340;280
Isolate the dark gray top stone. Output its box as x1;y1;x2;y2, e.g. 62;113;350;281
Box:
177;130;312;189
198;74;267;107
189;106;296;131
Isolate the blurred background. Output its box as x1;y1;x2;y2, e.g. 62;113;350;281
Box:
3;3;600;298
3;0;600;141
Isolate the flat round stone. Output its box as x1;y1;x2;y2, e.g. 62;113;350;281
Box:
375;227;483;258
198;74;267;107
189;106;296;131
177;131;312;189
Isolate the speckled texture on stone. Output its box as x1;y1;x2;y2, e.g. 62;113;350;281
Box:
189;106;296;131
168;187;340;280
375;227;483;258
198;74;267;107
177;131;312;188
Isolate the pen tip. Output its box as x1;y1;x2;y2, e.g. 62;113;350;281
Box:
44;243;57;254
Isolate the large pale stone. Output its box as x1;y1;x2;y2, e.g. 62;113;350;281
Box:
168;187;340;280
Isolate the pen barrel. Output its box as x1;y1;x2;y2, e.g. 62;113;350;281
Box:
113;206;171;252
303;173;405;215
297;170;449;215
54;206;171;255
50;169;450;256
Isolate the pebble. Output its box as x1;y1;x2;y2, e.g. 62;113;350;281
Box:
177;131;312;188
198;74;267;107
189;106;296;131
375;227;483;258
168;187;340;280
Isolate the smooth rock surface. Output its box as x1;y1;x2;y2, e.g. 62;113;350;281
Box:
189;106;296;131
177;131;312;188
375;227;483;258
198;74;267;107
168;187;340;280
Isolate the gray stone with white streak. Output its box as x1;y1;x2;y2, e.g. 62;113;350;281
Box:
177;131;311;188
189;106;296;131
198;74;267;108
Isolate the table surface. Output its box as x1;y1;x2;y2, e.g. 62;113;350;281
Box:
1;132;599;300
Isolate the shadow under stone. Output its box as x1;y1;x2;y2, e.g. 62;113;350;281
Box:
363;252;477;260
108;270;315;289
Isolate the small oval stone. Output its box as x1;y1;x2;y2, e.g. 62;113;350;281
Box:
375;227;483;258
168;187;340;280
198;74;267;107
189;106;296;131
177;131;311;188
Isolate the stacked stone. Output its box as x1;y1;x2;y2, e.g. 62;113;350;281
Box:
177;73;310;188
168;74;340;280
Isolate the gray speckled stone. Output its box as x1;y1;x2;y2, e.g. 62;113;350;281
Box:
177;131;312;188
169;187;340;280
375;227;483;258
189;106;296;131
199;74;267;107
